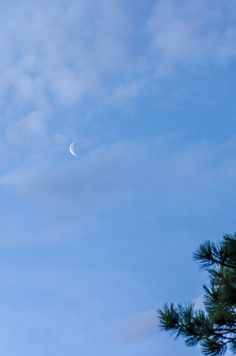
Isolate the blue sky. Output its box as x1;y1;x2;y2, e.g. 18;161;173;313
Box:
0;0;236;355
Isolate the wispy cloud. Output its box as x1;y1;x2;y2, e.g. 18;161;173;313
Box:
0;0;142;156
0;141;143;230
6;110;48;146
147;0;236;74
1;133;236;245
110;309;157;345
0;0;133;106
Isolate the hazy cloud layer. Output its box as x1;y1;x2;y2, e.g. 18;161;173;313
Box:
0;141;143;238
1;134;236;244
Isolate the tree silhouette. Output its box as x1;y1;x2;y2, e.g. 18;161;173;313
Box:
158;233;236;355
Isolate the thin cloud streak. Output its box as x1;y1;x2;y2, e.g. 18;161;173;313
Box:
110;309;157;346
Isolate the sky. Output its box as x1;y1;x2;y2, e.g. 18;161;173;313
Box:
0;0;235;355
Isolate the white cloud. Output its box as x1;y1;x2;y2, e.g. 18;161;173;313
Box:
0;0;142;154
0;0;135;107
147;0;236;74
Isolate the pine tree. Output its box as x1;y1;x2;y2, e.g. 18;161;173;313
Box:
158;233;236;355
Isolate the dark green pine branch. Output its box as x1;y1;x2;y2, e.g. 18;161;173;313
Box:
158;233;236;355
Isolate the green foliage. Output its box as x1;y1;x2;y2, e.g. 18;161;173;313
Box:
158;233;236;355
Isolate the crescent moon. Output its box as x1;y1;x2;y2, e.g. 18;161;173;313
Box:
69;142;77;157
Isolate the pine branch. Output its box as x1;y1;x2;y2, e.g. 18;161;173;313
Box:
158;233;236;355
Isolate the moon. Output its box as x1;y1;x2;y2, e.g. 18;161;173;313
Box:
69;142;77;157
